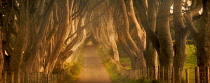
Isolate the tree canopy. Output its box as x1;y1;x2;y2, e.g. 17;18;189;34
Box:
0;0;209;82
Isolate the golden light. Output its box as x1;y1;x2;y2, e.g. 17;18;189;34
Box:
199;8;203;15
4;50;8;56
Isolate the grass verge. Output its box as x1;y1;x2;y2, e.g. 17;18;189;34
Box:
185;44;197;68
182;44;197;83
99;44;197;83
62;64;83;83
98;49;151;83
62;49;84;83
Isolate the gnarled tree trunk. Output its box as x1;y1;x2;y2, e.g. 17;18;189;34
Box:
173;0;189;82
118;0;146;69
196;0;210;82
44;0;70;74
156;0;174;81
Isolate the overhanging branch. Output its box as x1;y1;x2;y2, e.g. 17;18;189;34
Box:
64;1;114;44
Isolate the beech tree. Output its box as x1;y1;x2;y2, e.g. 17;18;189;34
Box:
173;0;189;82
1;0;90;75
1;0;210;82
194;0;210;82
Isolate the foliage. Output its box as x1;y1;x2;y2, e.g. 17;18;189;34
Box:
117;44;197;68
120;57;131;69
185;44;197;68
182;44;197;83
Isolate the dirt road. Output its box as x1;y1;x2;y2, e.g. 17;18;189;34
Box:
78;45;112;83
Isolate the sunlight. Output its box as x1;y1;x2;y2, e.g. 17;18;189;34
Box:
170;5;173;14
199;8;203;15
1;0;209;82
187;1;192;6
16;0;19;7
15;15;17;20
4;50;8;56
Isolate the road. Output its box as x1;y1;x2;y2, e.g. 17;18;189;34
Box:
78;45;112;83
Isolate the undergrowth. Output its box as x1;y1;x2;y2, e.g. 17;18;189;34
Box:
62;64;82;83
98;48;153;83
98;44;197;83
62;48;84;83
182;44;197;83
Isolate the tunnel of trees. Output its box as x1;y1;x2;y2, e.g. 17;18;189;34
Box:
0;0;210;82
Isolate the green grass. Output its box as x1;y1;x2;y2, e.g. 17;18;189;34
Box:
183;44;197;83
103;60;151;83
98;44;198;83
120;57;131;69
98;49;152;83
118;44;197;82
62;49;84;83
117;44;197;68
185;44;197;68
62;64;82;83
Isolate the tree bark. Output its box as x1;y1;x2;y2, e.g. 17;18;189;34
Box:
173;0;189;82
44;0;70;74
0;30;4;83
10;0;29;72
108;19;119;62
143;0;159;79
23;0;57;72
145;0;158;67
119;0;146;69
196;0;210;82
156;0;174;68
133;0;160;49
156;0;174;81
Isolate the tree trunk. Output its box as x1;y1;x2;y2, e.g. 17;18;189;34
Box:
173;0;189;82
145;0;158;67
53;31;82;72
157;0;174;68
173;30;188;82
0;30;4;83
107;18;119;62
10;0;29;72
156;0;174;81
23;0;57;72
197;1;210;82
141;0;158;79
127;0;146;52
109;32;119;62
119;0;146;69
44;0;70;74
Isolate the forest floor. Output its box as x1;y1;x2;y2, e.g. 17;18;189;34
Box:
78;45;112;83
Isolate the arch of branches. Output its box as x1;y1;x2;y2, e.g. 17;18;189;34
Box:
1;0;209;82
